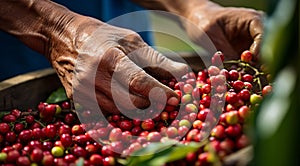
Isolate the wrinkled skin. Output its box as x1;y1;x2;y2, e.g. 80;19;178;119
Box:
50;17;187;115
184;2;263;60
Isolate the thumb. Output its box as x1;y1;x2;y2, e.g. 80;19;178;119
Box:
249;15;264;60
126;46;189;79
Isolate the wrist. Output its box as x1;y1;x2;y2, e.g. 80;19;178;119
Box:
171;0;211;18
40;6;104;61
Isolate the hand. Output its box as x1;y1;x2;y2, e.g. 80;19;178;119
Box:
50;16;187;115
184;1;263;60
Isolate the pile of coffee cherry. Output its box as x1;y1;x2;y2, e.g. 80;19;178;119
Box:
0;50;272;166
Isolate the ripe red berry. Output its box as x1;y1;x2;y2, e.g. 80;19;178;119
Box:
85;144;98;155
0;123;10;134
61;101;71;109
201;84;211;94
166;127;178;138
101;145;114;157
72;124;85;135
10;109;21;119
232;80;244;92
186;78;196;86
185;152;197;163
262;85;272;96
238;106;251;121
192;120;202;130
42;154;54;166
208;66;220;76
2;114;17;123
74;134;89;146
220;138;235;153
130;127;142;137
174;82;184;90
238;89;251;101
30;148;43;163
228;70;240;81
64;154;76;163
64;113;76;125
18;130;32;143
60;134;72;148
90;154;103;166
6;150;20;163
178;126;189;137
25;115;35;124
109;128;122;142
240;50;253;62
211;51;225;66
12;143;23;151
31;128;42;140
183;84;194;94
198;70;208;81
244;82;253;90
225;111;239;125
242;74;253;82
45;124;57;139
58;124;71;135
200;95;211;108
16;156;31;166
119;120;133;131
141;119;155;131
103;156;115;166
186;129;199;141
211;125;225;139
42;141;53;151
225;124;242;138
226;92;238;104
5;131;17;143
147;131;162;142
236;134;250;149
28;140;42;150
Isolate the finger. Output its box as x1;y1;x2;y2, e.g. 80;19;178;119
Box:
185;18;238;59
206;26;238;59
95;75;151;111
249;15;264;60
95;91;123;115
95;48;157;110
110;48;180;106
72;79;120;116
126;46;189;79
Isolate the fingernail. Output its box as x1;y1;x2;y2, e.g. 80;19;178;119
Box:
167;97;180;106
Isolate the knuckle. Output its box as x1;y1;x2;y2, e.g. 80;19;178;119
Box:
129;70;151;93
131;97;150;109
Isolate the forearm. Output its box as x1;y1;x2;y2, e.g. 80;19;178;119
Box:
0;0;80;58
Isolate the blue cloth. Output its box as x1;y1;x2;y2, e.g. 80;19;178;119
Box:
0;0;153;80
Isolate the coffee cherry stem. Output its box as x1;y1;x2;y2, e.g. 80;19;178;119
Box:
98;138;110;146
253;78;263;93
224;60;264;76
224;60;265;91
34;119;46;128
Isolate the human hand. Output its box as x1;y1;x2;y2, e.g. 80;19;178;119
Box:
183;1;264;60
49;16;187;115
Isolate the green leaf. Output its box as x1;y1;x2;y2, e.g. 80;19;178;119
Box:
0;111;10;119
46;87;68;104
75;157;84;166
124;140;207;166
